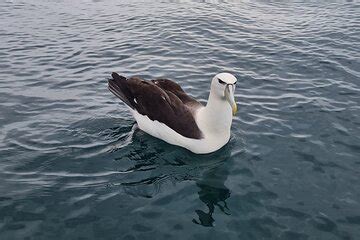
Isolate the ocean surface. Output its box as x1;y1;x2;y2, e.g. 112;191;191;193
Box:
0;0;359;239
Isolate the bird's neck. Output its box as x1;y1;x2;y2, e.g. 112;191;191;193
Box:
198;92;233;134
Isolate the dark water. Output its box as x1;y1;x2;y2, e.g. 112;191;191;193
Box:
1;0;360;239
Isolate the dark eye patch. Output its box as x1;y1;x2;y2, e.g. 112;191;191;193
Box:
218;78;226;84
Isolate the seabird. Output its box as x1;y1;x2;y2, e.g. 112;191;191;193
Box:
108;72;237;154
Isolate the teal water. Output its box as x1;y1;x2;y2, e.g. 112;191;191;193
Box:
1;0;360;239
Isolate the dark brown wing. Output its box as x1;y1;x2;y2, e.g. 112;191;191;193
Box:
151;79;203;108
108;72;203;139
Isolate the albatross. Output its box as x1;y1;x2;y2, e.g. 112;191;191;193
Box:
108;72;237;154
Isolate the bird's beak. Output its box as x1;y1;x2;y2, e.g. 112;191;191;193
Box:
225;84;237;115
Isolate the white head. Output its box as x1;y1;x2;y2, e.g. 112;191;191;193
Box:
210;73;238;115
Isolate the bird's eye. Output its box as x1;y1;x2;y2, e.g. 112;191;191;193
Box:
234;81;237;85
218;78;226;84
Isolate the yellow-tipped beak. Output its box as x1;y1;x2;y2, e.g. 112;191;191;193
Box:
232;103;238;116
225;84;237;116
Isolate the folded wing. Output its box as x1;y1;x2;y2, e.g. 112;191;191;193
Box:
108;72;203;139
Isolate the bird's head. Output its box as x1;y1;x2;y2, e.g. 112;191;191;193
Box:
211;73;237;115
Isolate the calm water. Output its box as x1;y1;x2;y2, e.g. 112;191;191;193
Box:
1;0;360;239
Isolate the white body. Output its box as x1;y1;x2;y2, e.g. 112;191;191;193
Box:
132;108;231;154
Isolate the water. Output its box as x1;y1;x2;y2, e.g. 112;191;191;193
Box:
0;0;359;239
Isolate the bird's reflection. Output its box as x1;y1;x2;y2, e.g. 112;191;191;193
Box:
112;130;237;227
193;161;231;227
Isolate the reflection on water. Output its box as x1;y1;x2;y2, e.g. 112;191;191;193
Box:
193;163;231;227
113;131;237;227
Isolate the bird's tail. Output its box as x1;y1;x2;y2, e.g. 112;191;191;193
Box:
108;72;134;108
